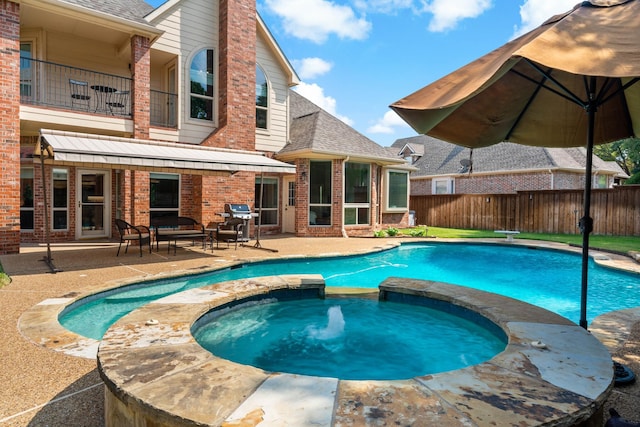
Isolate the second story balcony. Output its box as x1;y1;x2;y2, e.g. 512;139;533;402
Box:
20;57;177;129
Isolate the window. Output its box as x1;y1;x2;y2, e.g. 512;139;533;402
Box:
52;168;68;230
189;49;214;121
256;65;268;129
344;162;370;225
255;177;278;225
309;161;332;225
20;42;33;99
432;178;454;194
20;168;34;230
150;173;179;221
384;170;409;212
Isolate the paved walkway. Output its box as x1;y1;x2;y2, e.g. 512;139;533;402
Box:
0;236;638;426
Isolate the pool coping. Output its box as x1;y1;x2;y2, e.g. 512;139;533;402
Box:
96;275;613;426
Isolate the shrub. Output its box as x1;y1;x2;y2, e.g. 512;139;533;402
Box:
374;230;387;238
409;228;427;237
386;227;399;236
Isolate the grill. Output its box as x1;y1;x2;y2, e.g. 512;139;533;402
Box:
224;203;252;220
224;203;253;241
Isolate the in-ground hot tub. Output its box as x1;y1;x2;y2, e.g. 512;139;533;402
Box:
97;275;613;426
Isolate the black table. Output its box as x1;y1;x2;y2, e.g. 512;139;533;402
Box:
90;85;117;112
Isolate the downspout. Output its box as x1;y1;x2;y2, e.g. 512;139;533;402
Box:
341;156;350;238
548;169;554;189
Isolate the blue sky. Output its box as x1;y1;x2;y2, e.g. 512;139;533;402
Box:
145;0;579;146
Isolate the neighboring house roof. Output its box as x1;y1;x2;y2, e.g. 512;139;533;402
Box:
394;135;624;177
62;0;154;25
278;91;409;167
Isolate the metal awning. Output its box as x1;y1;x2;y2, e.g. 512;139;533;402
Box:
36;129;296;174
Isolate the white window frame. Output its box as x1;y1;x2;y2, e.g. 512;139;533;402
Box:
383;169;409;213
187;48;215;123
150;173;180;220
20;167;35;231
52;168;69;231
256;64;269;131
432;177;455;194
344;162;370;225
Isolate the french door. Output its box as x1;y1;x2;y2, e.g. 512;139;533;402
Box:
76;170;111;239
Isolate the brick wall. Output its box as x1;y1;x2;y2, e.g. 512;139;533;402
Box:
411;171;589;196
131;35;150;140
0;0;21;254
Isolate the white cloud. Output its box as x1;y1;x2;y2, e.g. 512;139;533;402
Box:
353;0;415;14
513;0;578;37
294;82;354;126
425;0;493;32
368;110;412;134
264;0;371;44
291;57;333;80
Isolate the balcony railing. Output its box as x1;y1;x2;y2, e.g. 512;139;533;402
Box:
150;89;178;128
20;57;177;128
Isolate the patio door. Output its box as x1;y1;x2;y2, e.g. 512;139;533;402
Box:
76;170;111;239
282;176;296;233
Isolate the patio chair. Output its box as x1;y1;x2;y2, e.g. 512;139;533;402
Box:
106;90;129;116
69;79;91;110
115;219;151;257
214;218;244;249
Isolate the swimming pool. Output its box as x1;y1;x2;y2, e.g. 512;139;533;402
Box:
60;242;640;340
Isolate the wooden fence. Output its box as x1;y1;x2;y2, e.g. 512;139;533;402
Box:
410;185;640;236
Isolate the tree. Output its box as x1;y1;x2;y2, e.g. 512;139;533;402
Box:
593;137;640;183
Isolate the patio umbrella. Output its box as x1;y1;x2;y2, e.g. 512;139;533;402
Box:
390;0;640;329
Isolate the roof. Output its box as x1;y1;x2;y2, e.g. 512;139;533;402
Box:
61;0;154;25
278;91;408;166
395;135;626;177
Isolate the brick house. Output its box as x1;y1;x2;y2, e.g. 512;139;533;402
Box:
392;135;627;196
276;91;414;237
2;0;412;255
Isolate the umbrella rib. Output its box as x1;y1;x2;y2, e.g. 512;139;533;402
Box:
521;59;587;108
599;77;640;106
510;67;585;108
505;73;546;141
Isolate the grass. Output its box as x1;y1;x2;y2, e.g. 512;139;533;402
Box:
396;225;640;254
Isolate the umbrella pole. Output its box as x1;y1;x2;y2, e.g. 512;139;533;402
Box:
578;95;596;330
252;173;278;253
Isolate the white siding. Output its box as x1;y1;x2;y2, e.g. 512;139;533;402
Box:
149;0;219;145
255;34;290;153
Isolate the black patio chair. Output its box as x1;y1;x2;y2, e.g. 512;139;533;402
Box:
115;219;151;257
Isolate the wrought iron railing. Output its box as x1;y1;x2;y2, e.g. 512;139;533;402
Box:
150;89;178;128
20;57;178;127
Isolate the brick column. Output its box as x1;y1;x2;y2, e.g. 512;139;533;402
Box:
203;0;256;151
0;0;21;254
130;35;151;225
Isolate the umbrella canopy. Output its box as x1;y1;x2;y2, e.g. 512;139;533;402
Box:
390;0;640;329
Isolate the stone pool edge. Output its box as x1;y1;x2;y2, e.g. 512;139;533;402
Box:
96;275;613;426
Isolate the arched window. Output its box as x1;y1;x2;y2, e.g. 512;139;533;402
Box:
256;65;268;129
190;49;214;121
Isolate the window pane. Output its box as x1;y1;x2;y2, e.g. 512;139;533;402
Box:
190;49;214;120
310;161;331;204
53;211;67;230
256;67;268;107
20;43;32;98
20;210;34;230
357;207;369;224
388;172;408;208
150;173;179;209
255;178;278;208
259;210;278;225
256;108;267;129
345;162;370;203
53;169;68;208
344;207;356;225
20;168;34;208
309;206;331;226
190;50;213;97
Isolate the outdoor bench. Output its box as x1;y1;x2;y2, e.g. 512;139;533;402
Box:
494;230;520;242
150;216;207;254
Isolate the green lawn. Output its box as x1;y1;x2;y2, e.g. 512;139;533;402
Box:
407;225;640;254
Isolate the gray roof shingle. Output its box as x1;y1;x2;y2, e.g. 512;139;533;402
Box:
60;0;155;24
279;91;402;162
393;135;624;176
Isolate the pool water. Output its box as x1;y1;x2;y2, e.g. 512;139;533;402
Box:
60;242;640;340
192;298;507;380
